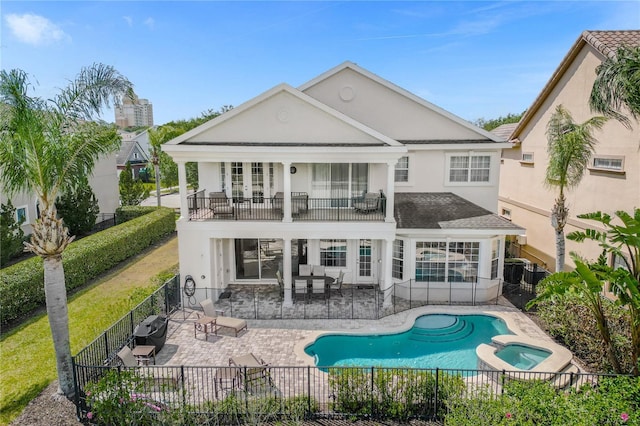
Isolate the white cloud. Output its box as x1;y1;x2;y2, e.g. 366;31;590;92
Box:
144;17;155;29
5;13;69;46
123;16;133;27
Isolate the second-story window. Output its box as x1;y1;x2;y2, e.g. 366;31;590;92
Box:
448;153;491;183
395;156;409;182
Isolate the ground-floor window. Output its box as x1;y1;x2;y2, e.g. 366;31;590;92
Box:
415;241;478;282
235;239;283;280
392;240;404;279
491;239;500;279
320;239;347;267
359;239;372;277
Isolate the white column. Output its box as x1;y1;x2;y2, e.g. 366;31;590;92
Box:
178;161;188;219
282;161;292;223
382;238;394;307
283;238;293;306
385;161;395;223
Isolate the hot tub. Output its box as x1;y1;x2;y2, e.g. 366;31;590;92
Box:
495;344;551;370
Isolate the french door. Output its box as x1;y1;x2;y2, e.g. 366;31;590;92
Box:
230;162;266;204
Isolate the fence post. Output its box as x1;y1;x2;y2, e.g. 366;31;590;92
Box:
370;366;375;419
307;366;311;418
103;332;109;361
72;356;81;420
501;369;506;395
434;368;439;421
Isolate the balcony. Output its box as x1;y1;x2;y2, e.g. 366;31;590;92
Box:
187;191;386;222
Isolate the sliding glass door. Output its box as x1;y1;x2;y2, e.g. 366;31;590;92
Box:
235;238;283;280
311;163;368;206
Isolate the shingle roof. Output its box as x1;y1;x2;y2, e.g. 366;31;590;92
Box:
394;192;524;231
489;123;519;141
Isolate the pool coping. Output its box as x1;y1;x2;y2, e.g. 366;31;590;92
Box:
293;305;570;372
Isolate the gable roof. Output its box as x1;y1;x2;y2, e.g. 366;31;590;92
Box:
164;83;402;148
116;140;148;165
394;192;524;232
512;30;640;137
299;61;503;143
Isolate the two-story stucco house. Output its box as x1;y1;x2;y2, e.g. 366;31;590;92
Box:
499;30;640;272
163;61;523;306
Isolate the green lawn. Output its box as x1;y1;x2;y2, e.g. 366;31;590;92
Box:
0;250;178;425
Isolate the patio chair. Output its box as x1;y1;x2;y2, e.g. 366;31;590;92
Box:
275;270;284;297
294;279;308;303
353;192;380;213
329;270;344;297
208;192;234;216
200;299;248;337
299;264;312;276
311;279;326;300
116;346;182;387
229;353;274;394
312;265;325;276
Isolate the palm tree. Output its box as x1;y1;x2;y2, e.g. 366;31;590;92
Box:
590;45;640;129
545;105;606;272
0;65;132;397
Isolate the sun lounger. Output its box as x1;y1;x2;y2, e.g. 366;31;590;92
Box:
200;299;248;337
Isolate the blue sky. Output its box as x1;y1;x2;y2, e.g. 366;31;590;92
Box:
2;1;638;126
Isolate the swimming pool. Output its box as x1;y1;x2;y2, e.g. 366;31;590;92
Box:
305;314;511;370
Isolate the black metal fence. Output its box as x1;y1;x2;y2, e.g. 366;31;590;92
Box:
182;277;504;321
72;362;623;423
72;275;181;369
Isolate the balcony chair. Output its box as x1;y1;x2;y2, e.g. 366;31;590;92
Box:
353;192;380;213
209;192;234;216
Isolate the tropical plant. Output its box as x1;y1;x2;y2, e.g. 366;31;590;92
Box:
528;253;624;373
590;45;640;129
0;200;25;266
119;162;150;206
56;178;99;236
567;209;640;375
544;105;606;272
0;64;132;397
148;125;182;205
474;111;526;131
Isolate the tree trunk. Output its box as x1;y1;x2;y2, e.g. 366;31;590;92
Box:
43;256;74;397
555;228;565;273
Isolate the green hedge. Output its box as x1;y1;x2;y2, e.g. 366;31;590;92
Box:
0;207;176;326
115;205;160;224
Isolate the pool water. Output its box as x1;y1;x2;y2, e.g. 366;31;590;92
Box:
305;314;511;370
495;344;551;370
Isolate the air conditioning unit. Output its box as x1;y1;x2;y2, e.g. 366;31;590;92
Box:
516;235;527;245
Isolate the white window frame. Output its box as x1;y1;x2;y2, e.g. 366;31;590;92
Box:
15;205;28;224
590;155;625;173
501;208;512;220
394;156;409;183
392;239;404;280
520;152;534;164
445;152;493;186
490;239;501;279
320;239;347;267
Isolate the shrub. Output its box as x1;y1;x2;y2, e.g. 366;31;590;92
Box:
329;367;464;420
56;179;99;237
0;201;25;267
445;377;640;426
0;207;175;326
115;205;159;224
534;282;633;373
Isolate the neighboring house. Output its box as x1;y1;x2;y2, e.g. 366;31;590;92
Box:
119;127;154;158
163;61;523;306
0;153;120;235
498;30;640;271
116;140;150;179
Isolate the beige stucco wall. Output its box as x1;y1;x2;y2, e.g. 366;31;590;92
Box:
499;43;640;271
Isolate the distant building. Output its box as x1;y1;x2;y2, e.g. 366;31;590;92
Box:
115;93;154;128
